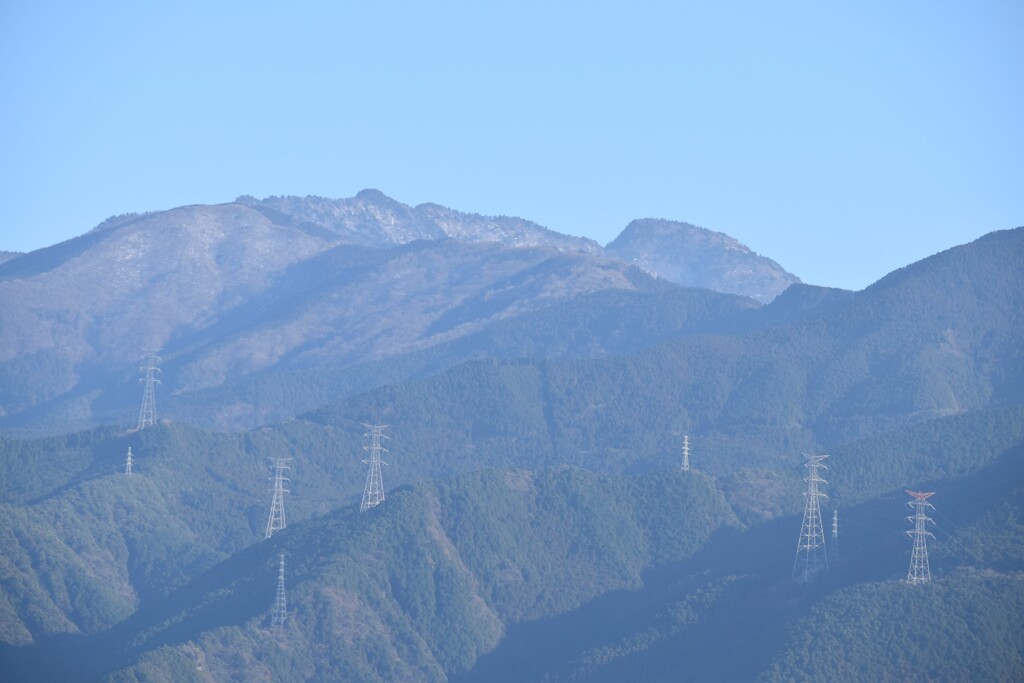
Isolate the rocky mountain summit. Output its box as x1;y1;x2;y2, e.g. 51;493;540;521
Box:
1;191;776;433
606;218;801;303
235;189;602;253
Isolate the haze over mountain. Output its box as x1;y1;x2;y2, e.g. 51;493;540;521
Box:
606;218;801;303
0;191;778;435
0;191;1021;682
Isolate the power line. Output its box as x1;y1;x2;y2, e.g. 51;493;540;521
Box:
272;553;287;628
360;424;389;512
905;490;936;585
136;352;161;430
265;458;291;539
793;454;830;582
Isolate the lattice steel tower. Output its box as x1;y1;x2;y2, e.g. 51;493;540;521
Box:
360;424;389;512
681;434;690;472
265;458;291;539
793;454;830;582
136;352;161;430
831;508;839;563
905;491;935;585
272;553;287;627
125;446;133;477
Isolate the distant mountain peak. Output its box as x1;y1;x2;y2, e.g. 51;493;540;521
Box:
606;218;800;303
620;218;751;251
236;191;601;253
355;187;398;204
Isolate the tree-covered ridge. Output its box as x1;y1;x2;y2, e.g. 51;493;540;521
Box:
453;440;1024;682
758;571;1024;683
90;432;1024;683
4;420;1020;681
0;426;264;646
1;388;1020;655
828;404;1024;506
2;467;739;682
293;226;1021;464
147;225;1024;440
161;281;760;431
0;227;1020;681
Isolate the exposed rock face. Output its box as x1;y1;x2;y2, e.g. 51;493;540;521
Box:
606;218;800;303
235;189;602;253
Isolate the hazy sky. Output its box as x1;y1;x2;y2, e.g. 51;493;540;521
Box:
1;1;1021;289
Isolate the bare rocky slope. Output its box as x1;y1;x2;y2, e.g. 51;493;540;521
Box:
606;218;801;303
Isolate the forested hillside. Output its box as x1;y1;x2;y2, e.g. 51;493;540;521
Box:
0;226;1020;681
3;468;740;682
5;431;1019;682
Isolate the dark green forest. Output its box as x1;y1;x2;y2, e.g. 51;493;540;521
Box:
0;228;1022;681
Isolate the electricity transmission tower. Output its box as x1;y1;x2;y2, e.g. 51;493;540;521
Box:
793;454;830;582
125;446;133;477
905;490;936;585
681;434;690;472
831;508;839;563
265;458;291;539
360;424;389;512
136;352;161;430
272;553;287;627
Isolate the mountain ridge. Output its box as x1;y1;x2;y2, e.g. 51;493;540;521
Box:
235;190;603;253
606;217;801;303
0;191;796;436
0;222;1020;681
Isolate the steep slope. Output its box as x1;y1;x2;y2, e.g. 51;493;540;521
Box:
0;203;331;426
606;218;801;303
301;228;1024;484
160;280;758;431
0;204;329;363
0;193;765;436
158;241;667;398
0;425;280;645
0;228;1020;681
2;397;1019;655
6;415;1019;682
4;365;1008;644
0;468;740;682
756;572;1024;683
455;436;1024;682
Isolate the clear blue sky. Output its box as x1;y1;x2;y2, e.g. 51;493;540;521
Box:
2;1;1021;289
